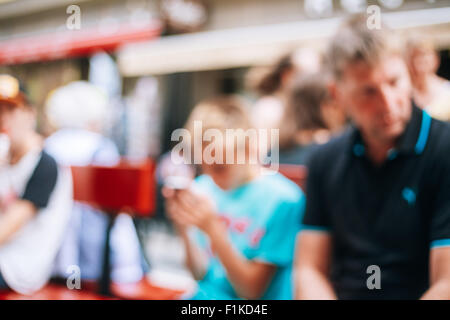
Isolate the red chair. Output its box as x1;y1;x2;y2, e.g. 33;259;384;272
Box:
110;278;184;300
71;158;184;300
71;159;156;217
278;164;308;192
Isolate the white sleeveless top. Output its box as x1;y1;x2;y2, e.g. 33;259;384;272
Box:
0;149;73;294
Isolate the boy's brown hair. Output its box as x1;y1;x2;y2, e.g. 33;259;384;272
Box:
183;96;255;163
185;96;251;134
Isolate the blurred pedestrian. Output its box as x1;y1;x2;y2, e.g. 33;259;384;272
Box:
45;81;147;285
0;75;73;294
249;48;322;152
275;72;347;165
406;35;450;121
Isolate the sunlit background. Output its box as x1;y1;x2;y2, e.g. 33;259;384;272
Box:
0;0;449;299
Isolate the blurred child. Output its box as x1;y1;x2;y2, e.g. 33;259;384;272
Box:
163;96;305;300
0;75;73;294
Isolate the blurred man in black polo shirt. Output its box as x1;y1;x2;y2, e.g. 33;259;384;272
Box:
295;15;450;300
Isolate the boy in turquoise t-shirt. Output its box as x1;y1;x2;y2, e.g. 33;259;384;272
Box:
163;97;305;300
191;173;304;300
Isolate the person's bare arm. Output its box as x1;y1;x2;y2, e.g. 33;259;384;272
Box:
421;246;450;300
205;221;277;300
165;189;209;280
166;188;276;300
295;230;336;300
177;225;209;281
0;200;36;246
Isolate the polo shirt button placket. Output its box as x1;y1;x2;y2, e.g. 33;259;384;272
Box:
353;143;365;157
387;149;398;161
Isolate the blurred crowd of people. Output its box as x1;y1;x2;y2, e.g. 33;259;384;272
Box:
0;13;449;300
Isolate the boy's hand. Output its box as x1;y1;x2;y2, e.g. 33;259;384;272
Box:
162;187;188;233
163;187;220;235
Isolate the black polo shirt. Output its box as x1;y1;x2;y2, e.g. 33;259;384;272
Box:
302;104;450;300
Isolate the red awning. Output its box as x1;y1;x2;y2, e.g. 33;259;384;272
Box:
0;21;162;65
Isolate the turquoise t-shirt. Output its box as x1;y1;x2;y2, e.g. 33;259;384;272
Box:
189;172;305;300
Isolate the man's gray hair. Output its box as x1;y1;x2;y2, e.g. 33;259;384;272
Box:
325;14;404;79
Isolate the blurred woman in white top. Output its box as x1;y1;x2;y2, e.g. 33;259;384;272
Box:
45;81;147;285
405;35;450;122
0;75;73;294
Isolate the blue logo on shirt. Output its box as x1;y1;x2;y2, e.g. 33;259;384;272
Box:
353;144;365;157
402;187;416;206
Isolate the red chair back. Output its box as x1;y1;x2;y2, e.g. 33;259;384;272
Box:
71;159;156;217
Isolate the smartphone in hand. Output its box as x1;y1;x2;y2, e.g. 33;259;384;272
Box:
164;175;192;191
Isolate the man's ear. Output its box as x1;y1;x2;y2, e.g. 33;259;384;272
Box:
327;79;347;116
431;51;441;74
327;80;338;101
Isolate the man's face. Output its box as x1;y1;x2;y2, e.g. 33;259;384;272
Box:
0;105;34;145
335;55;413;144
